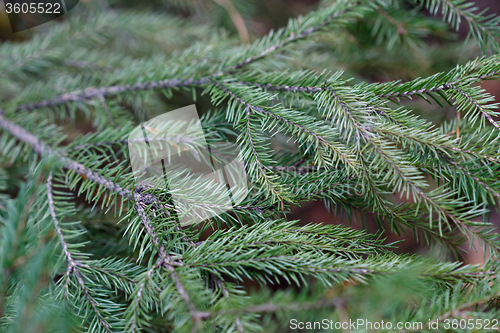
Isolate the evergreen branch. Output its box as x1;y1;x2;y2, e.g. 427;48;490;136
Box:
448;159;500;198
0;111;272;221
324;87;429;200
183;220;388;263
47;173;77;274
70;136;195;152
448;84;500;132
177;221;410;286
446;145;500;164
7;5;355;115
244;106;286;204
312;90;468;253
238;80;402;126
357;199;468;255
374;6;408;37
312;88;394;218
208;82;289;203
214;279;244;332
238;60;500;136
258;75;500;154
184;255;375;275
322;88;500;252
378;125;458;167
0;114;133;199
163;263;200;323
3;3;500;331
213;80;358;170
420;0;500;53
128;189;203;332
367;141;495;252
47;173;112;333
376;58;500;99
127;259;164;333
84;261;139;288
12;78;209;113
268;164;320;174
133;184;198;247
133;194;170;260
290;173;355;202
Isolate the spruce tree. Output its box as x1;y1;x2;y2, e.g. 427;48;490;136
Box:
1;0;500;332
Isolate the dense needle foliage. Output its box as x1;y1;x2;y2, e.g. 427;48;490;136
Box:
1;0;500;332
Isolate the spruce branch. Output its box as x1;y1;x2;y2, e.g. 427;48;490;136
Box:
247;79;483;253
323;87;428;201
12;78;209;113
212;80;358;170
3;2;500;331
375;56;500;99
6;4;357;115
128;188;204;332
71;139;128;152
244;106;286;204
446;157;500;199
420;0;500;53
238;60;500;100
321;88;500;253
384;122;500;202
448;83;500;132
0;114;133;199
47;173;112;333
240;62;500;135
